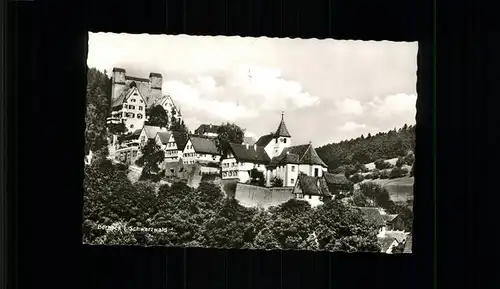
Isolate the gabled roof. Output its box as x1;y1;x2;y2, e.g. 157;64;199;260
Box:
170;131;189;150
243;136;256;146
189;135;220;155
296;174;331;196
378;237;396;253
269;144;327;167
143;125;167;139
355;207;386;227
382;214;399;223
274;112;291;137
194;124;220;135
122;129;142;141
229;143;270;165
255;133;274;147
323;172;351;185
385;231;408;243
111;87;146;108
157;131;172;144
153;94;181;115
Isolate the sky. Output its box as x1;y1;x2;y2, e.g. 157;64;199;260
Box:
87;33;418;146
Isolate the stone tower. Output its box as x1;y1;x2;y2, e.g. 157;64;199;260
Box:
149;72;163;105
271;111;292;158
111;68;126;105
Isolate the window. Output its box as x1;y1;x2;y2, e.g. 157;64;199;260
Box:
139;106;143;110
291;166;295;172
314;168;319;177
170;169;174;174
130;113;135;118
309;195;312;199
275;139;278;144
283;138;287;143
137;114;143;119
291;178;295;184
297;194;303;199
129;105;135;110
131;98;136;102
223;172;227;177
124;104;128;109
140;99;143;103
130;124;134;129
133;93;138;96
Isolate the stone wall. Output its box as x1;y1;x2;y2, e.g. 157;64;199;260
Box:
234;183;294;209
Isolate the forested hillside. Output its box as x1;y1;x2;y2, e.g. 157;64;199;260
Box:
85;67;112;155
316;124;415;171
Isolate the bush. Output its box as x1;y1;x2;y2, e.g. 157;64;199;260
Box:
379;170;390;179
389;167;409;179
271;177;284;187
404;153;415;166
409;164;414;177
374;159;393;170
350;173;365;184
354;163;369;173
395;157;406;168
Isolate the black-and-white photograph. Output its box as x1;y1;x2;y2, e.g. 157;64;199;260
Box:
84;32;416;254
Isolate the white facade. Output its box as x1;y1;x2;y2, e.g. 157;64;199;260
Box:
296;194;323;207
266;164;299;187
182;139;220;165
270;136;291;158
221;152;267;183
164;134;183;163
152;94;183;126
110;87;147;133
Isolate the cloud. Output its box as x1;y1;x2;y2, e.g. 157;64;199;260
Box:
335;98;364;115
371;93;417;119
340;121;366;131
162;64;321;125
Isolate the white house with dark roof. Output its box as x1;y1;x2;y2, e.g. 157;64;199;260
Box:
182;135;221;165
108;84;147;132
151;94;183;127
162;131;189;163
138;125;168;149
221;143;271;182
194;124;220;137
111;68;163;110
292;174;333;207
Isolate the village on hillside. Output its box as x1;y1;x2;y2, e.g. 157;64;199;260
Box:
83;67;414;254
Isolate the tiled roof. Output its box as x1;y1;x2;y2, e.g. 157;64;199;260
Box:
149;72;162;77
112;88;133;107
171;131;189;150
403;235;412;253
255;133;274;147
143;125;167;139
323;172;351;185
378;237;396;253
122;129;142;141
229;143;270;165
382;214;399;223
274;113;291;137
157;131;171;144
243;136;256;146
385;231;408;243
189;135;220;155
269;144;327;167
125;76;149;82
113;67;125;72
296;174;332;196
194;124;220;135
356;207;386;227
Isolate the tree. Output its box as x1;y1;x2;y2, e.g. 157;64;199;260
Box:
271;176;284;187
409;164;414;177
389;167;409;179
108;122;127;135
86;68;111;155
249;169;266;187
215;122;245;157
135;139;165;180
374;159;393;170
145;105;169;128
395;157;406;168
350;173;365;184
358;182;392;209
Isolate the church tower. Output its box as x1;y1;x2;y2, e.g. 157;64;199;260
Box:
271;111;292;158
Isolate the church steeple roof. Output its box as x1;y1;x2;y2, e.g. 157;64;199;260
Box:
274;111;291;138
